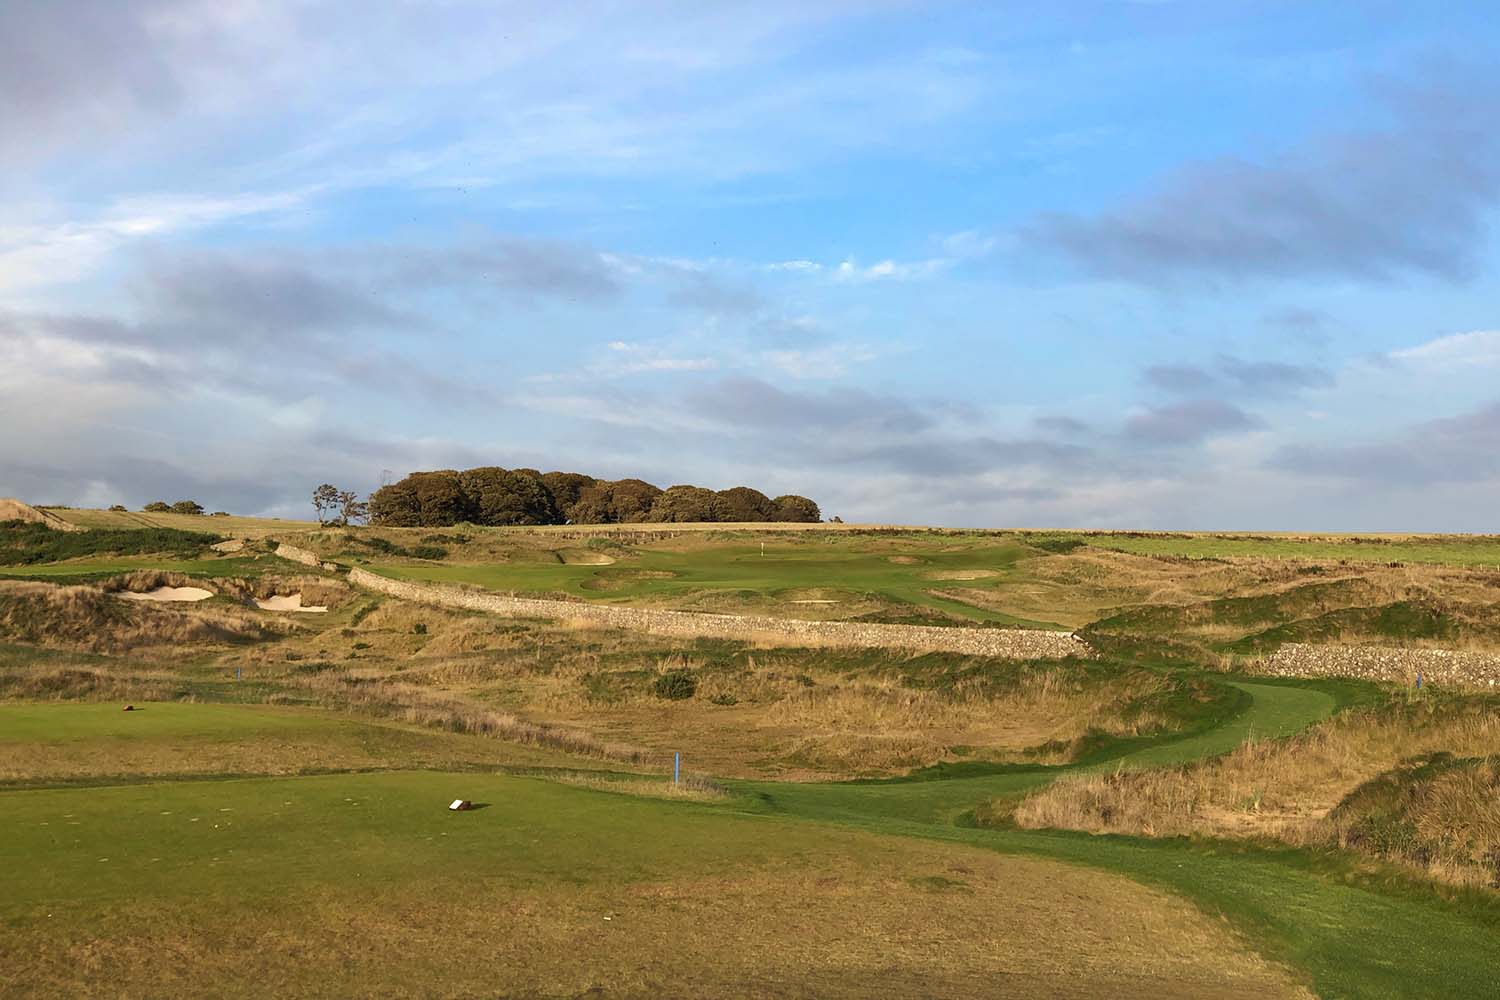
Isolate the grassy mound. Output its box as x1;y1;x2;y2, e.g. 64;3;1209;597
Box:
0;580;271;652
1327;752;1500;889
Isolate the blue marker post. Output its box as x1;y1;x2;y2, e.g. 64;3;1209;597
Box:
236;667;242;682
674;752;680;786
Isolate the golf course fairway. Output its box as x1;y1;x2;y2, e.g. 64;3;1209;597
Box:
3;680;1497;998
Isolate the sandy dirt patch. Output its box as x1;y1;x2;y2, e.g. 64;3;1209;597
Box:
118;587;215;603
0;498;83;532
254;594;328;613
923;569;1000;581
887;555;923;564
789;599;840;604
210;539;246;553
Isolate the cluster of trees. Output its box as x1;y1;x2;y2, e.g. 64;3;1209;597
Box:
143;500;205;515
368;467;820;527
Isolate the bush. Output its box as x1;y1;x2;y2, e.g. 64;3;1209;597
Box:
409;545;448;560
772;495;821;523
108;504;128;512
412;622;427;635
0;522;218;566
648;485;723;523
1032;537;1085;555
143;501;171;513
714;486;776;521
652;669;697;700
170;500;205;516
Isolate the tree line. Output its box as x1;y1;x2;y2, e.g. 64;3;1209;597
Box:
366;468;821;527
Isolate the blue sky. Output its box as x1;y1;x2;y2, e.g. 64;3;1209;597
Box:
2;1;1498;529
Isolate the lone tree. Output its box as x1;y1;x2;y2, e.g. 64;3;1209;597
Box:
312;483;341;524
170;500;205;516
143;501;171;512
335;490;369;526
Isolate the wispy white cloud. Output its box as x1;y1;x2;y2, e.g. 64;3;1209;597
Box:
0;188;313;294
1389;329;1500;370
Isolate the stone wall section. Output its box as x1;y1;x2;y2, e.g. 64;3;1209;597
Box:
274;543;323;568
346;566;1088;659
1253;643;1500;690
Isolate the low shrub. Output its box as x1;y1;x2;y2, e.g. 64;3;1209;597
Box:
653;669;697;700
0;522;218;566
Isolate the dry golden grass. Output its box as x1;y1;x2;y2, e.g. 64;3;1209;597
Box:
3;843;1311;1000
52;506;318;537
0;662;184;704
506;656;1175;778
545;770;729;802
285;671;650;764
196;593;1186;778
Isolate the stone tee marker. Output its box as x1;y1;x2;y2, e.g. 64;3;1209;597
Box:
448;799;472;811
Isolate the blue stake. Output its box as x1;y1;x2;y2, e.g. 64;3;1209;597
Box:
674;752;680;786
236;667;241;682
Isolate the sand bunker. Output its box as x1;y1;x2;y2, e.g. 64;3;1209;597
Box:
887;555;923;565
923;569;1000;581
254;594;328;613
789;599;840;604
558;549;616;565
210;539;246;554
580;569;676;592
118;586;215;603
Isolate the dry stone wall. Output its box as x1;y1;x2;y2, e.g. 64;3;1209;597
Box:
346;567;1088;660
274;543;322;568
1253;643;1500;690
273;543;340;572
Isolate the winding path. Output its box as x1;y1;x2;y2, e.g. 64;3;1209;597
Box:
741;679;1500;999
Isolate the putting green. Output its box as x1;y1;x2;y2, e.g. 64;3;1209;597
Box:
368;536;1063;626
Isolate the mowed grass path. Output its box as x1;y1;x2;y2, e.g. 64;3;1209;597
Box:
736;681;1335;826
736;680;1500;999
374;536;1064;627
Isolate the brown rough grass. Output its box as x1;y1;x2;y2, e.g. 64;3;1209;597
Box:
3;846;1311;999
0;580;272;653
544;770;729;802
1010;694;1500;887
